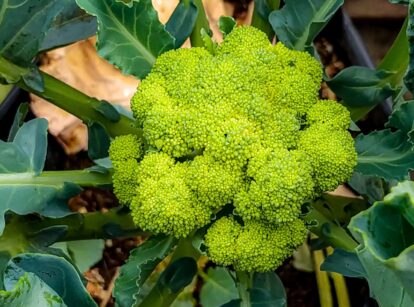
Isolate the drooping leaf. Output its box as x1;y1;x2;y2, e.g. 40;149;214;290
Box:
349;181;414;306
40;2;97;51
348;172;387;204
200;267;239;307
0;272;65;306
166;0;198;48
113;235;176;307
219;16;236;38
87;122;111;160
321;249;367;278
250;272;287;307
4;253;96;306
386;100;414;143
326;67;396;121
201;28;217;55
75;0;175;79
52;240;105;273
0;0;69;67
269;0;343;51
355;129;414;180
7;102;29;142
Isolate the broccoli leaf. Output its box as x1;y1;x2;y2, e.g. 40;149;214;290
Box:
269;0;344;51
349;181;414;306
166;0;198;48
75;0;175;79
0;272;65;306
355;129;414;180
4;253;96;306
250;272;287;307
321;249;367;278
200;267;239;307
219;16;236;38
386;100;414;143
113;235;177;307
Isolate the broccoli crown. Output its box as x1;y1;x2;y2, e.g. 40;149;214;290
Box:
109;26;357;271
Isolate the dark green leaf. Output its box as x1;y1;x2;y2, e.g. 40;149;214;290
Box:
219;16;236;38
159;257;197;293
21;66;44;92
254;0;280;19
348;172;387;204
326;67;396;121
389;0;409;4
386;100;414;142
0;0;67;67
75;0;175;79
355;129;414;180
200;267;239;307
87;122;111;160
7;102;29;142
113;235;176;307
166;0;198;48
250;272;286;307
269;0;343;51
41;2;97;51
4;253;96;306
321;249;367;278
349;181;414;306
0;272;64;306
404;1;414;93
93;101;121;123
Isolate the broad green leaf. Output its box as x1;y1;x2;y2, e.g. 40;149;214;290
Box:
349;181;414;306
355;129;414;180
93;100;121;123
251;0;280;40
166;0;198;48
52;240;105;273
348;172;387;204
321;249;367;278
200;267;239;307
404;2;414;93
113;235;176;307
326;67;396;121
7;102;29;142
4;253;96;306
138;257;198;307
75;0;175;79
0;272;65;306
269;0;343;51
0;0;68;67
389;0;409;4
87;122;111;160
386;100;414;142
189;0;211;47
250;272;286;307
219;16;236;38
40;2;97;51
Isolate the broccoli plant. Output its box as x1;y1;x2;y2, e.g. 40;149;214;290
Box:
0;0;413;306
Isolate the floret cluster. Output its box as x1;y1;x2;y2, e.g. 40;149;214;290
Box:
109;26;357;272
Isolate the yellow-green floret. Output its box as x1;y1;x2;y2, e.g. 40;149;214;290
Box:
109;25;358;271
205;217;308;272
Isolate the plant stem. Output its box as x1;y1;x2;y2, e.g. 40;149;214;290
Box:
303;204;358;251
251;0;280;41
27;208;144;241
18;71;141;138
236;271;253;307
0;170;113;187
190;0;210;47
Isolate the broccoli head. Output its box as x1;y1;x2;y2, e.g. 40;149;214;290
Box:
109;25;357;271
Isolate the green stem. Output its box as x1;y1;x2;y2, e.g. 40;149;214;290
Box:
303;204;358;251
27;208;143;241
0;170;113;187
190;0;210;47
251;0;280;41
236;271;253;307
18;72;140;138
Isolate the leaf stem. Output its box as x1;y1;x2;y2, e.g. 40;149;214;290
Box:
236;271;253;307
0;170;113;187
190;0;210;47
303;204;358;251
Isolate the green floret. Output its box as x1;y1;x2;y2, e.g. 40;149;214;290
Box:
187;155;244;209
109;134;143;162
298;124;357;192
112;160;140;205
205;217;308;272
306;100;351;129
234;147;314;224
131;153;212;238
